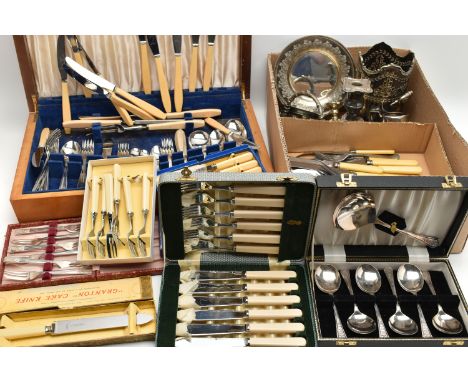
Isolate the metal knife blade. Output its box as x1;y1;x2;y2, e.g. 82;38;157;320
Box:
182;309;248;322
188;296;247;307
147;35;160;56
183;324;247;336
207;35;216;45
191;35;200;47
172;35;182;55
65;56;115;94
182;270;246;281
57;35;67;81
185;283;246;295
68;35;100;75
138;35;147;44
51;313;153;335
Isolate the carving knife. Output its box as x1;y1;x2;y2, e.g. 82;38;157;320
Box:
176;322;304;337
179;280;298;295
0;313;153;340
147;35;172;113
57;35;71;122
203;35;216;91
138;35;152;95
64;56;165;120
172;35;183;112
175;337;306;347
177;308;303;322
66;35;92;98
178;295;300;309
179;270;296;282
188;35;200;92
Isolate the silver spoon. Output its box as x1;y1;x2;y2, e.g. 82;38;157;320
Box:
397;264;435;338
61;140;81;155
314;264;347;339
423;271;463;335
384;267;418;335
355;264;389;338
341;269;376;335
333;192;440;248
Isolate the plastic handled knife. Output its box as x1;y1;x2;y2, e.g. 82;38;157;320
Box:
138;36;152;95
0;313;153;340
64;56;165;121
66;35;92;98
178;295;300;309
57;35;71;123
172;35;183;112
179;270;296;282
179;280;298;295
176;322;305;337
203;35;216;91
188;35;200;92
175;337;306;347
177;308;303;322
147;35;171;113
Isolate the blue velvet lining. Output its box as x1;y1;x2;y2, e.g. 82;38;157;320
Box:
23;87;263;194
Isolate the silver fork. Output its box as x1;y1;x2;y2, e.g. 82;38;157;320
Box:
3;269;93;282
95;177;107;257
32;129;61;192
161;138;174;167
3;257;82;269
11;234;78;245
122;176;138;257
14;223;80;235
137;173;151;257
59;155;69;190
78;138;94;188
9;242;78;254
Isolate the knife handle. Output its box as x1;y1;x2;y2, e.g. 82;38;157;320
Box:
178;295;199;309
72;51;93;98
232;186;286;196
232;233;281;245
205;117;231;135
174;55;183;112
139;43;152;95
155;57;172;113
100;177;106;214
245;166;262;173
248;337;306;347
188;45;199;92
245;283;298;293
38;128;50;148
235;222;282;232
233;197;284;208
175;129;187;160
108;92;150;122
221;160;259;173
203;44;214;91
104;174;113;215
166;108;222;119
338;162;384;174
63;120;123;129
142;172;150;212
248;322;304;334
233;210;283;220
61;81;71;124
378;165;423;175
234;245;279;255
369;158;418;166
114;87;166;120
354;150;395;155
147;120;204;130
244;270;296;280
212;152;254;171
91;176;100;214
0;325;46;340
246;295;300;306
113;164;121;201
122;176;133;215
248;308;303;320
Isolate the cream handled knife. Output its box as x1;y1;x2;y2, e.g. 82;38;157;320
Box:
176;322;304;337
172;35;183;112
203;35;216;91
166;108;221;119
175;129;188;162
147;35;171;113
138;35;152;95
57;35;71;123
0;313;153;340
178;295;300;309
179;270;296;282
179;280;298;295
177;308;303;322
188;35;200;92
176;337;306;347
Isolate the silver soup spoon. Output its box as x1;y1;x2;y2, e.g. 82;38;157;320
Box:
341;269;376;335
355;264;389;338
397;264;433;338
314;264;347;339
384;267;418;335
423;271;463;335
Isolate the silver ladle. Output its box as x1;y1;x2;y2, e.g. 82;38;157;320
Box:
397;264;433;338
423;271;463;335
314;264;347;339
384;267;418;335
340;269;376;335
355;264;389;338
333;192;440;248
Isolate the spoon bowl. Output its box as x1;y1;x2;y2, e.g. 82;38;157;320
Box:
389;310;419;336
397;264;424;293
61;141;81;155
314;264;341;294
355;264;381;295
433;309;463;335
348;309;377;334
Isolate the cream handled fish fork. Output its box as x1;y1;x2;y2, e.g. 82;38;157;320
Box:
95;177;107;258
111;164;125;251
137;172;151;257
104;173;117;258
86;175;100;258
122;176;138;257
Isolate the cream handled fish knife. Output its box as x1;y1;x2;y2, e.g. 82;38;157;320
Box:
203;35;216;91
188;35;200;92
147;35;172;113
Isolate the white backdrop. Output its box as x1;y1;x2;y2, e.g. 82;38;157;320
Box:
0;35;467;320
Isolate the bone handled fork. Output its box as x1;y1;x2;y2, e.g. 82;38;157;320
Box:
137;172;151;257
86;176;100;258
111;164;125;253
104;173;117;258
122;176;138;257
95;177;107;258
